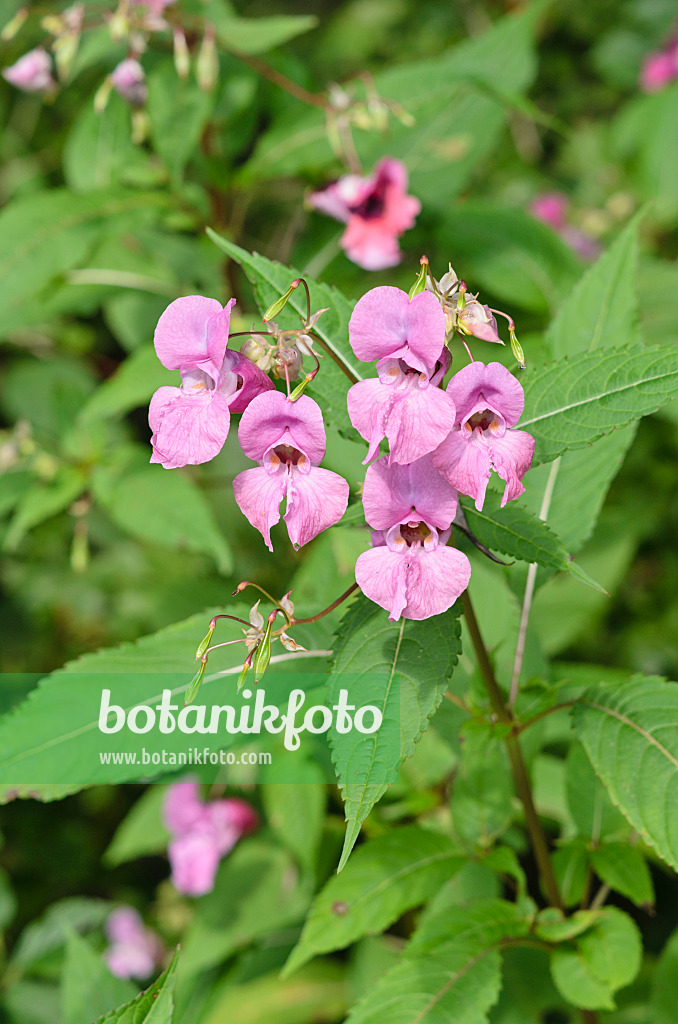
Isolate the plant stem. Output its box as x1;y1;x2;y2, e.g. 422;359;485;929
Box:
462;591;563;910
292;582;359;624
234;51;326;108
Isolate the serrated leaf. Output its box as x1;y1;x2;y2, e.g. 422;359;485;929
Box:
460;491;605;593
590;842;654;907
546;214;642;359
573;675;678;871
61;929;136;1024
92;948;179;1024
521;343;678;466
283;827;464;977
346;900;529;1024
328;595;462;871
92;466;232;574
207;231;361;436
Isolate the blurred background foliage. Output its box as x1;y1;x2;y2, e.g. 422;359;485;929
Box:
1;0;678;1021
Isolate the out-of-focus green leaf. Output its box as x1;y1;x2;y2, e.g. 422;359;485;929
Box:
451;732;514;848
79;347;175;422
565;742;628;842
284;827;464;976
328;595;462;871
0;865;17;931
9;898;112;969
92;466;232;574
573;675;678;872
213;10;318;54
652;927;678;1024
0;357;96;443
552;841;589;908
64;97;157;193
103;786;170;868
590;842;654;907
550;908;642;1010
61;929;136;1024
3;466;86;552
203;962;347;1024
147;65;215;183
262;769;326;876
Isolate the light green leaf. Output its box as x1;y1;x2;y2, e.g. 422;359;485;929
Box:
550;949;614;1011
590;842;654;907
3;467;86;552
207;232;361;436
203;963;347;1024
546;213;642;359
521;343;678;466
451;733;514;848
328;595;462;871
577;907;642;992
64;97;156;193
460;491;605;593
551;841;589;909
92;948;179;1024
565;743;628;842
178;840;311;978
147;64;215;183
0;190;167;335
61;929;136;1024
652;927;678;1024
79;347;175;422
214;12;318;54
10;898;112;970
103;786;170;868
284;827;464;977
261;769;326;876
573;675;678;871
92;466;232;574
534;908;599;944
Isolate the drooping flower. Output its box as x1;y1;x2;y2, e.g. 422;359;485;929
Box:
103;906;164;981
432;361;535;511
309;157;420;270
640;37;678;92
355;455;471;621
163;782;257;897
345;285;456;464
456;298;502;344
149;295;273;469
233;391;349;551
2;48;54;92
111;58;147;107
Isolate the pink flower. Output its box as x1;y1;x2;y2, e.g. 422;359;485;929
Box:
2;48;54;93
163;782;257;897
103;907;164;981
129;0;176;13
111;58;147;107
456;299;502;344
432;361;535;511
349;286;447;374
309;158;420;270
355;455;471;621
529;192;600;261
149;295;273;469
233;391;349;551
640;39;678;92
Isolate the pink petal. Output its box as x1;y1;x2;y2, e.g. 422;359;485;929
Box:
232;466;287;551
529;192;569;231
347;377;457;465
348;287;446;372
238;391;326;463
308;177;359;222
2;48;53;91
341;219;403;271
168;833;221;896
362;455;459;531
355;543;471;621
433;431;493;511
208;799;258;854
489;429;535;507
447;361;525;427
163;781;205;835
228;353;274;413
284;466;349;549
154;296;235;378
149;387;230;469
104;942;156;981
105;906;146;945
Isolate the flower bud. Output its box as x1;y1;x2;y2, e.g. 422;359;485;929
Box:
262;281;299;323
173;27;190;79
196;22;218;93
1;7;28;42
2;47;54;93
111;57;147;107
240;335;273;371
274;346;303;381
408;255;429;299
510;327;525;369
184;658;206;706
195;621;216;661
456;299;503;344
94;76;114;115
252;613;275;683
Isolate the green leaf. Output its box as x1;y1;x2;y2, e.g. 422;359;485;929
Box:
202;963;347;1024
460;491;606;593
214;12;318;54
103;786;170;868
573;675;678;871
3;467;86;552
546;214;642;359
521;343;678;466
550;949;614;1011
283;827;464;977
0;866;17;931
551;841;589;909
550;907;641;1011
451;732;514;848
61;929;137;1024
92;948;179;1024
79;347;175;423
64;97;156;193
346;900;529;1024
179;840;311;978
565;743;628;842
328;595;463;871
92;466;232;574
590;842;654;907
207;232;361;436
534;908;599;944
147;64;215;183
0;190;167;336
10;898;112;970
261;769;327;876
438;204;582;315
652;927;678;1024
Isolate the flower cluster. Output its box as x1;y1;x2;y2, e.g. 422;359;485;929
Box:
347;277;535;620
309;157;420;270
163;781;257;896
